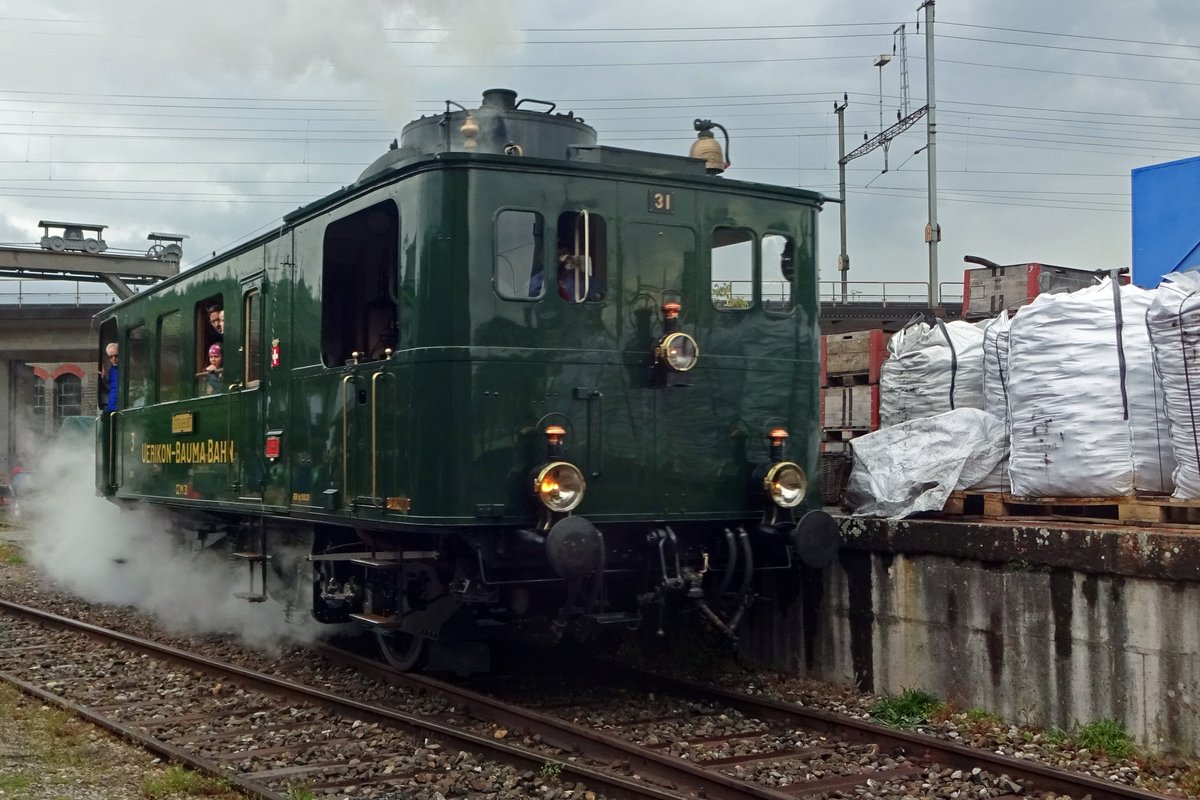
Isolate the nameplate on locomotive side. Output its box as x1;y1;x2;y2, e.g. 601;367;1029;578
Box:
171;412;194;435
647;189;674;214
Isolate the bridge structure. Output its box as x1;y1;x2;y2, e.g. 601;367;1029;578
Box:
818;280;963;333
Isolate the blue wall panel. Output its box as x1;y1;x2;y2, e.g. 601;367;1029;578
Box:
1132;156;1200;288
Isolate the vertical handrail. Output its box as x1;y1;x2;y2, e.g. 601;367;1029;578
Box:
371;370;385;507
341;374;354;508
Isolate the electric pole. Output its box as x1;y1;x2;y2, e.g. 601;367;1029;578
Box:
835;95;849;302
922;0;940;305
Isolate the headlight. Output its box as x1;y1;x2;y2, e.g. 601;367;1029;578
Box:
533;461;586;512
656;332;699;372
763;461;806;508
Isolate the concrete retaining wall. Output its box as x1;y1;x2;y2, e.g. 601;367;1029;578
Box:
745;516;1200;755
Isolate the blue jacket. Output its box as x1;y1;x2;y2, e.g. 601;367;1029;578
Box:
106;365;118;411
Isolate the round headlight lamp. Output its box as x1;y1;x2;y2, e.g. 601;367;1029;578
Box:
657;332;700;372
763;461;807;508
533;461;586;512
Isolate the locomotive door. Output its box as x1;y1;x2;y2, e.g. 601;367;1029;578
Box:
233;282;265;500
622;222;704;512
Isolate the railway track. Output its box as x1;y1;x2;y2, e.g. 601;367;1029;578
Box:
0;598;1180;800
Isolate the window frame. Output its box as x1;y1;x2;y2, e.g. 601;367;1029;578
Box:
156;310;184;403
493;207;545;302
243;287;263;388
760;231;798;316
710;226;757;312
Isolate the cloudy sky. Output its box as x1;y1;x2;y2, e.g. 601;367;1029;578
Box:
0;0;1195;303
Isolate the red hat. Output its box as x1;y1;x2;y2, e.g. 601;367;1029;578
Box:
208;343;222;356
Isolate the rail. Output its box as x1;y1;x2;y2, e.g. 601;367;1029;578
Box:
820;280;964;306
712;280;963;307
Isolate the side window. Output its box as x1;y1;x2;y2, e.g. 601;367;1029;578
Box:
762;233;796;312
321;200;399;365
98;318;117;412
244;288;262;387
711;227;754;310
126;324;150;409
32;377;45;427
157;311;183;402
557;211;606;303
54;374;81;427
496;210;544;300
195;294;224;385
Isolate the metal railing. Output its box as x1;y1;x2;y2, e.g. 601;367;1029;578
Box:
0;280;120;307
819;280;963;306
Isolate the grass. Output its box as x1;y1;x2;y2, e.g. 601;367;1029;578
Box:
1074;718;1135;760
141;764;233;798
538;760;564;782
869;687;943;730
0;774;33;792
286;786;316;800
0;541;24;565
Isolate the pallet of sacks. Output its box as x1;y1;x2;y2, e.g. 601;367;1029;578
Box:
946;274;1200;526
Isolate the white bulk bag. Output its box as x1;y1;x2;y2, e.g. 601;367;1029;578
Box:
880;319;985;427
1007;279;1174;497
845;408;1007;519
1146;271;1200;499
972;311;1012;492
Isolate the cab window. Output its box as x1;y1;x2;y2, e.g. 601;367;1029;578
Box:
321;200;399;365
711;227;754;310
243;288;262;387
126;324;150;409
157;311;183;402
495;210;543;299
557;211;606;302
762;233;796;312
195;295;223;369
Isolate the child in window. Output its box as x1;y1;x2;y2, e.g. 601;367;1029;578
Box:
203;343;223;394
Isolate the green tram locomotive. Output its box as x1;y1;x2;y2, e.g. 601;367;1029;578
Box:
95;89;838;670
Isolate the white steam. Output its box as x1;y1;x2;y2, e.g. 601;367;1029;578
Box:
23;439;323;651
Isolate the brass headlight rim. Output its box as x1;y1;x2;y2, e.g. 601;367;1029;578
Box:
763;461;807;508
656;331;700;372
533;460;587;512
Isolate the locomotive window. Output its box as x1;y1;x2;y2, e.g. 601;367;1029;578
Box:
495;210;543;300
195;294;224;379
156;311;183;402
126;323;150;409
243;288;262;387
762;234;796;312
557;211;606;302
711;227;754;310
321;200;399;365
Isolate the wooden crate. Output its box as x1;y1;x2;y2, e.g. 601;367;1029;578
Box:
820;329;888;385
821;384;880;431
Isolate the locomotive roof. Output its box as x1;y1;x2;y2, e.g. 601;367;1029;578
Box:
98;150;822;316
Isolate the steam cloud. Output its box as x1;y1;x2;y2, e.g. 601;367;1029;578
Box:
23;438;323;651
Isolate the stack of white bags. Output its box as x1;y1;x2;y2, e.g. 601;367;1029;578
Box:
849;272;1200;516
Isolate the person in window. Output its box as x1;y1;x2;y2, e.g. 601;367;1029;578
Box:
207;304;224;341
203;343;224;394
98;343;119;412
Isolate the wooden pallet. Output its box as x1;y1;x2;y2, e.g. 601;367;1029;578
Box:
943;491;1200;526
824;372;873;386
821;427;872;442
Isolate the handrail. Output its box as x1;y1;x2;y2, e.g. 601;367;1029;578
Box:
0;279;119;307
371;370;385;507
341;374;354;509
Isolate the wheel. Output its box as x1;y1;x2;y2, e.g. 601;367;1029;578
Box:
147;244;165;259
84;238;100;254
48;236;65;252
375;629;428;671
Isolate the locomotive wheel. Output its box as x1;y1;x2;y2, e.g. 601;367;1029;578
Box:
375;629;428;671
